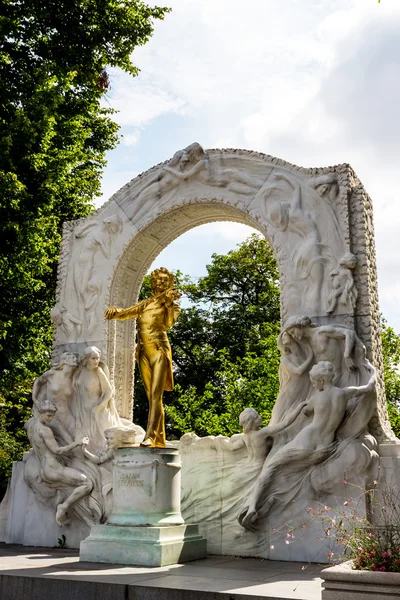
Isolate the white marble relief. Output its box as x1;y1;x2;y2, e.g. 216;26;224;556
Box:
24;347;144;530
72;215;123;335
50;303;82;341
326;252;358;315
25;403;92;526
238;360;376;531
131;143;266;225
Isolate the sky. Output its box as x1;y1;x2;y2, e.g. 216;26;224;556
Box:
98;0;400;331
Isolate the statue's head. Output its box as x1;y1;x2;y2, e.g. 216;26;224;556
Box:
268;201;289;231
38;401;57;424
310;174;339;201
309;361;335;390
239;407;262;433
56;352;78;369
151;267;174;294
283;315;315;341
104;426;137;450
81;346;101;370
339;252;358;270
102;214;122;234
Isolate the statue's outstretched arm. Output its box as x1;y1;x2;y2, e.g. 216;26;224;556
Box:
262;401;307;437
105;301;145;321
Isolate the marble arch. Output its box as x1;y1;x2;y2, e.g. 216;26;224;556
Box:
54;143;396;445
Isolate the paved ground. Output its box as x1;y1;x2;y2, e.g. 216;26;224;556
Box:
0;543;325;600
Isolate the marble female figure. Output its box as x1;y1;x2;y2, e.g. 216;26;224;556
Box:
73;214;122;329
32;352;78;443
261;174;326;313
73;347;123;453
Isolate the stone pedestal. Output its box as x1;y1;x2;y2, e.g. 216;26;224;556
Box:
80;447;206;566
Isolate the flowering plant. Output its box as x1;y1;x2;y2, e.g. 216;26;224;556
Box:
272;474;400;572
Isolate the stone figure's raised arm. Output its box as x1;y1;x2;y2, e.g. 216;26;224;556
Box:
319;325;356;370
342;365;376;401
220;435;246;451
261;402;307;437
41;425;82;456
81;438;112;464
32;372;48;406
74;222;96;238
280;345;313;376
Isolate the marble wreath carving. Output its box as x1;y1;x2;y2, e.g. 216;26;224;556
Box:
24;347;144;527
180;317;379;538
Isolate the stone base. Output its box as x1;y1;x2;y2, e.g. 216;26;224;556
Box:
322;560;400;599
80;523;207;567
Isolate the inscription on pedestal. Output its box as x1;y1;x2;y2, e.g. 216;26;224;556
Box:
118;473;144;487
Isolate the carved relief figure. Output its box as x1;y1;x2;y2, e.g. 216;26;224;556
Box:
105;267;180;448
163;143;264;195
269;316;374;445
73;214;122;332
32;352;78;443
132;143;264;224
222;404;306;464
81;426;138;466
326;252;358;315
25;402;92;526
259;174;327;313
239;361;376;530
307;174;339;202
269;329;314;425
50;303;82;341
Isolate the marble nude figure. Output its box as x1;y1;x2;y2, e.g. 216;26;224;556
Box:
238;359;376;530
25;346;144;528
105;267;181;448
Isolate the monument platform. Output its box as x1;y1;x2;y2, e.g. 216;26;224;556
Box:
0;543;324;600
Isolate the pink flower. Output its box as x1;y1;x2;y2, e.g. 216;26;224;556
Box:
291;534;295;539
270;545;275;550
380;565;386;571
324;506;329;512
343;480;347;485
273;528;277;533
301;566;306;570
373;480;378;485
287;533;291;538
285;540;290;545
327;552;334;558
307;507;313;513
382;551;389;558
343;501;349;506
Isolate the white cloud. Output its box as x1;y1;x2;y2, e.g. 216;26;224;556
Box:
99;0;400;330
121;130;141;147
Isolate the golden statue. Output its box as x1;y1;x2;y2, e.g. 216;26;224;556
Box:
104;268;180;448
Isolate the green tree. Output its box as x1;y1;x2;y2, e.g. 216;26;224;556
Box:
381;318;400;437
133;235;282;437
0;0;169;496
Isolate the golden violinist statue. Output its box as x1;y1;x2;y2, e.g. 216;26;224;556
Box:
104;268;180;448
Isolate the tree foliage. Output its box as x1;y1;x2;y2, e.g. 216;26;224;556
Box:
134;235;282;437
381;318;400;437
0;0;169;495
